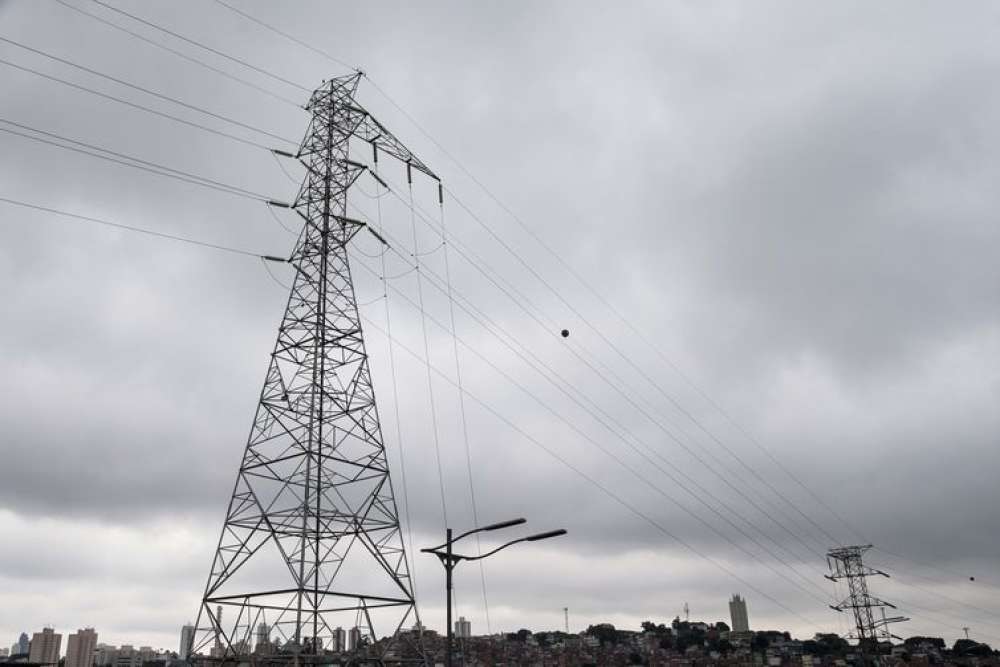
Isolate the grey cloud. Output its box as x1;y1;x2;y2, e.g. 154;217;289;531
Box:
1;0;998;648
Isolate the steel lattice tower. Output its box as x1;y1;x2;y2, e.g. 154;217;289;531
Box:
826;545;908;660
190;73;437;666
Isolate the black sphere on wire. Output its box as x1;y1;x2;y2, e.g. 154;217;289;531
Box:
561;329;569;338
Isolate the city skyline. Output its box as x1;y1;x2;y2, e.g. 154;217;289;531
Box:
6;607;996;667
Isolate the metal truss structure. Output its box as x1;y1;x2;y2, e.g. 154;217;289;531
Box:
190;73;437;666
826;545;908;655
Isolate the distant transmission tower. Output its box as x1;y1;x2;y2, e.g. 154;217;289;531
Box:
189;72;438;666
826;545;908;660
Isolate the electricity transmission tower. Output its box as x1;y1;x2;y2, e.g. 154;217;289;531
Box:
826;545;908;663
189;72;437;666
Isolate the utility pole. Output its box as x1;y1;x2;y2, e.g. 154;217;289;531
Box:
564;608;569;634
684;602;689;622
963;627;970;640
188;72;439;666
826;545;908;667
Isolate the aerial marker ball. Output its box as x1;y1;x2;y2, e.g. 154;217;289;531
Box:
561;329;569;338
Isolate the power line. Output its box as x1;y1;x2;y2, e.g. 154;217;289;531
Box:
359;167;837;567
351;213;837;599
0;35;295;145
0;119;271;201
354;308;822;626
0;57;272;150
358;57;855;553
445;180;844;549
349;247;835;607
438;191;492;633
371;171;421;622
884;573;1000;624
348;205;839;602
0;196;270;258
362;69;856;547
874;547;1000;591
348;180;839;608
405;179;450;528
90;0;310;92
53;0;303;108
208;0;355;72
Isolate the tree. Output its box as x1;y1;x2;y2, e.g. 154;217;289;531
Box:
505;629;532;642
641;621;670;638
953;639;992;657
814;633;849;655
904;636;945;650
585;624;618;646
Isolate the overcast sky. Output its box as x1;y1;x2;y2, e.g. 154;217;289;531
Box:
1;0;999;653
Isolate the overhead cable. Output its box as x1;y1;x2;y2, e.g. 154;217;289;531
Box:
0;196;269;258
90;0;310;92
0;35;295;145
53;0;303;108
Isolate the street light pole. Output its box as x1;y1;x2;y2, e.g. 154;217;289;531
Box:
422;519;567;667
446;527;453;667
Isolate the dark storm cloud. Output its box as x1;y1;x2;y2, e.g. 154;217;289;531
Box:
1;0;998;646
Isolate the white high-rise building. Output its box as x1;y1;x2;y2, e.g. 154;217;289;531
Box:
348;627;362;651
455;617;471;639
29;628;62;666
179;624;195;660
65;628;98;667
332;627;346;652
729;594;750;633
254;623;270;653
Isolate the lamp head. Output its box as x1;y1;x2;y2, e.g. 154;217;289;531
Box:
482;518;527;531
525;529;567;542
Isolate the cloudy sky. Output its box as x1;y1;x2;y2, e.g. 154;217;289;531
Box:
2;0;999;652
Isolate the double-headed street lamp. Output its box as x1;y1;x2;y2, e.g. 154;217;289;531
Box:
421;518;567;667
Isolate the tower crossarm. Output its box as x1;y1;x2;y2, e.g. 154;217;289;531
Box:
344;100;437;180
830;596;896;612
873;615;910;629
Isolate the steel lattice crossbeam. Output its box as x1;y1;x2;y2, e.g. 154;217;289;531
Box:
189;73;434;666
